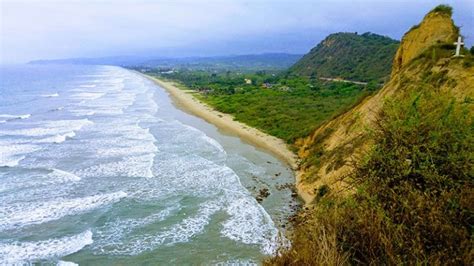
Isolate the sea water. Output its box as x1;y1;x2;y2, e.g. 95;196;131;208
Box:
0;65;297;265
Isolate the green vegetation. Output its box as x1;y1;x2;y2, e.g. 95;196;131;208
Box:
430;4;453;16
267;90;473;265
136;53;302;72
289;32;399;83
149;70;373;143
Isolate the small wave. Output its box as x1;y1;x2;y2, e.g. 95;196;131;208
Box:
0;114;31;123
68;109;96;116
38;131;76;144
96;200;221;255
50;106;64;112
0;168;80;193
0;192;127;231
58;261;79;266
71;92;105;100
221;195;281;255
0;230;92;264
0;119;93;137
201;135;226;154
47;169;81;182
79;84;96;88
75;154;155;178
41;93;59;98
0;144;41;167
93;205;180;254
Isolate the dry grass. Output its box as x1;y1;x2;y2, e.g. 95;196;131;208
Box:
266;202;349;266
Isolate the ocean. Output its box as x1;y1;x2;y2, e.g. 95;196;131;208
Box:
0;64;296;265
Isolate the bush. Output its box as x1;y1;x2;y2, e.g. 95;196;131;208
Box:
268;90;473;265
345;91;473;264
430;4;453;16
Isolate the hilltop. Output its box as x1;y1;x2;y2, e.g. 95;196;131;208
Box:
289;32;399;83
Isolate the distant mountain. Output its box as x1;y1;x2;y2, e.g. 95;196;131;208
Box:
28;56;152;66
139;53;302;71
29;53;302;71
289;32;399;82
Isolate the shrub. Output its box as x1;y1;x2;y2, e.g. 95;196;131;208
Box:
345;91;473;264
267;90;473;265
430;4;453;16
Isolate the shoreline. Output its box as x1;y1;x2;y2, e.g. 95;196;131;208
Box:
141;74;313;203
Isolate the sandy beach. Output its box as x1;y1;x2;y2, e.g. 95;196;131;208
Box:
142;74;314;203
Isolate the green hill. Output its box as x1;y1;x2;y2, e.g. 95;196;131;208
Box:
289;32;399;82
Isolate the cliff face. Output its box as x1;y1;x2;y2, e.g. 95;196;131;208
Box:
295;8;473;202
391;9;458;75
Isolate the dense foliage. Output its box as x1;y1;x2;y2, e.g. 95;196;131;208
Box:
430;4;453;16
267;90;473;265
152;70;373;143
289;32;399;83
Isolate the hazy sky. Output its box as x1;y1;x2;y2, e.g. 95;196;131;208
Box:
1;0;473;63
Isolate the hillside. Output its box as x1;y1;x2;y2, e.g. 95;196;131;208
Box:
270;5;473;265
294;5;471;199
289;32;399;82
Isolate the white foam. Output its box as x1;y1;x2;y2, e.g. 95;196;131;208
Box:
0;192;127;231
0;168;80;193
93;205;180;254
0;230;92;264
201;135;226;153
47;169;81;182
0;119;93;137
38;131;76;144
0;114;31;121
50;106;64;112
0;144;40;167
58;260;79;266
41;93;59;98
68;109;96;116
221;195;280;255
152;156;283;254
97;200;221;255
71;92;105;100
75;154;155;178
79;84;96;88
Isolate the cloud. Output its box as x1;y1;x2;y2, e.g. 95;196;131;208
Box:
1;0;472;63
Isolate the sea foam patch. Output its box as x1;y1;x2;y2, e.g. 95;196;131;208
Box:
41;93;59;98
0;114;31;121
0;144;41;167
71;92;105;100
0;119;93;137
0;230;92;264
95;200;222;255
0;168;80;193
75;154;155;178
0;192;127;231
92;205;181;254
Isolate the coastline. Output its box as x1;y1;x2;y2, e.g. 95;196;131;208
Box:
141;74;314;203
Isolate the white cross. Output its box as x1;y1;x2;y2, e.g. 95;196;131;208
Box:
453;36;464;57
